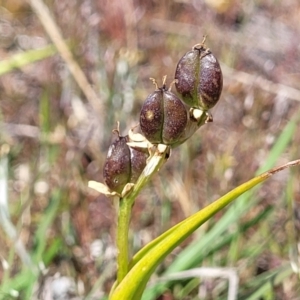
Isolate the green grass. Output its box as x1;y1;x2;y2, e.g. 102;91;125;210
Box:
1;1;300;299
142;113;300;299
0;45;57;76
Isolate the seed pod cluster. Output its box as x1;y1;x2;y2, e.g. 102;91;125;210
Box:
99;38;223;196
103;132;148;195
175;39;223;110
140;78;188;146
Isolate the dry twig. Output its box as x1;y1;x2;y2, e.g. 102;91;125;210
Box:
28;0;103;114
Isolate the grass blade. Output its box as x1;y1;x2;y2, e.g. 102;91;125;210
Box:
0;45;57;76
143;114;299;299
110;160;300;299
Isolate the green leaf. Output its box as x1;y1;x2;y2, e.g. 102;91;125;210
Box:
0;45;57;76
143;114;299;299
0;268;37;299
110;161;300;299
32;189;61;263
238;263;293;299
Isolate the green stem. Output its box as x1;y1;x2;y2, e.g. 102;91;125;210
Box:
114;145;170;288
116;198;133;283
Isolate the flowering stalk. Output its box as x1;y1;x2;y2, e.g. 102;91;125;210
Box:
89;143;171;297
115;144;170;285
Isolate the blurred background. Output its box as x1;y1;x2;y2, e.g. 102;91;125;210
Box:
0;0;300;299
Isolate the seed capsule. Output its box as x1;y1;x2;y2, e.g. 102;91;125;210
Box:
103;132;148;195
175;38;223;110
130;145;149;183
140;77;188;146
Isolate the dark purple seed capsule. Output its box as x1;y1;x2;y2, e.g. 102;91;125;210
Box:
103;135;131;195
175;41;223;110
140;91;164;144
103;133;148;194
129;146;148;183
140;80;188;146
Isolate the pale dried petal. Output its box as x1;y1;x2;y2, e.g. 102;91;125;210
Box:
128;129;147;142
121;183;135;198
88;181;118;196
127;141;149;149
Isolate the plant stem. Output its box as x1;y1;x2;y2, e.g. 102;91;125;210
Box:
115;144;170;286
116;198;132;283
